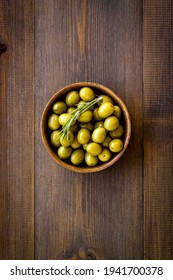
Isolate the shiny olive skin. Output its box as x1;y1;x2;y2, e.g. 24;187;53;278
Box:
109;139;123;153
78;100;95;111
98;102;114;118
77;128;91;144
52;101;67;114
98;95;113;106
94;121;104;129
67;107;75;114
113;105;121;119
48;87;126;167
102;135;112;147
86;142;102;156
50;130;61;147
79;87;95;101
77;100;85;108
92;127;106;143
98;148;112;162
48;114;60;130
80;122;94;131
70;149;85;165
110;125;124;138
85;152;98;166
77;110;93;123
93;107;103;121
104;116;119;131
83;143;88;150
57;146;72;159
58;113;71;125
71;136;81;149
65;91;80;106
60;131;74;147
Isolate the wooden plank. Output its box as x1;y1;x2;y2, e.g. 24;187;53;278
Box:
143;0;173;259
35;0;143;259
0;0;35;259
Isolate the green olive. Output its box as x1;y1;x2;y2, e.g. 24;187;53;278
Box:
86;142;102;156
98;95;113;106
78;100;95;111
79;87;95;101
50;130;61;147
71;136;81;149
110;125;124;138
48;114;60;130
85;152;98;166
67;107;75;114
70;149;85;165
102;135;112;147
57;146;72;159
98;148;112;162
60;131;74;147
98;102;114;118
65;91;80;106
83;143;88;150
77;100;86;108
80;122;94;131
52;101;67;114
69;123;79;133
109;139;123;153
89;104;95;111
77;110;93;123
113;105;121;119
58;113;71;125
92;127;106;143
77;128;90;144
104;116;119;131
93;107;103;121
94;121;104;129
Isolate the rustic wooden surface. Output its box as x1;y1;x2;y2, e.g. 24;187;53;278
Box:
0;0;172;260
143;0;173;259
0;0;35;259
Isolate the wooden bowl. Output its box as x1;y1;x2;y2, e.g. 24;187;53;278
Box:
41;82;131;173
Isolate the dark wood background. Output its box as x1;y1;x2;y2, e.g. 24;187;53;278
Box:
0;0;172;260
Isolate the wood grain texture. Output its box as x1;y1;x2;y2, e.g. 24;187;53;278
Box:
1;0;172;260
35;0;143;259
143;0;173;259
0;0;34;259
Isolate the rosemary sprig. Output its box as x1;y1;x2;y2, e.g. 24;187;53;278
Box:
58;96;103;140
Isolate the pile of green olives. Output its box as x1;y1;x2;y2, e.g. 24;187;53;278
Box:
47;87;125;167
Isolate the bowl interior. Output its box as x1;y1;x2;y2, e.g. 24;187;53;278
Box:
41;82;131;173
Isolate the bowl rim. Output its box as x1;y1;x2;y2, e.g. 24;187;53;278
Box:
41;82;131;173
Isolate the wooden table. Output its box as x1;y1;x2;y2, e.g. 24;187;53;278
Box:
0;0;172;260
